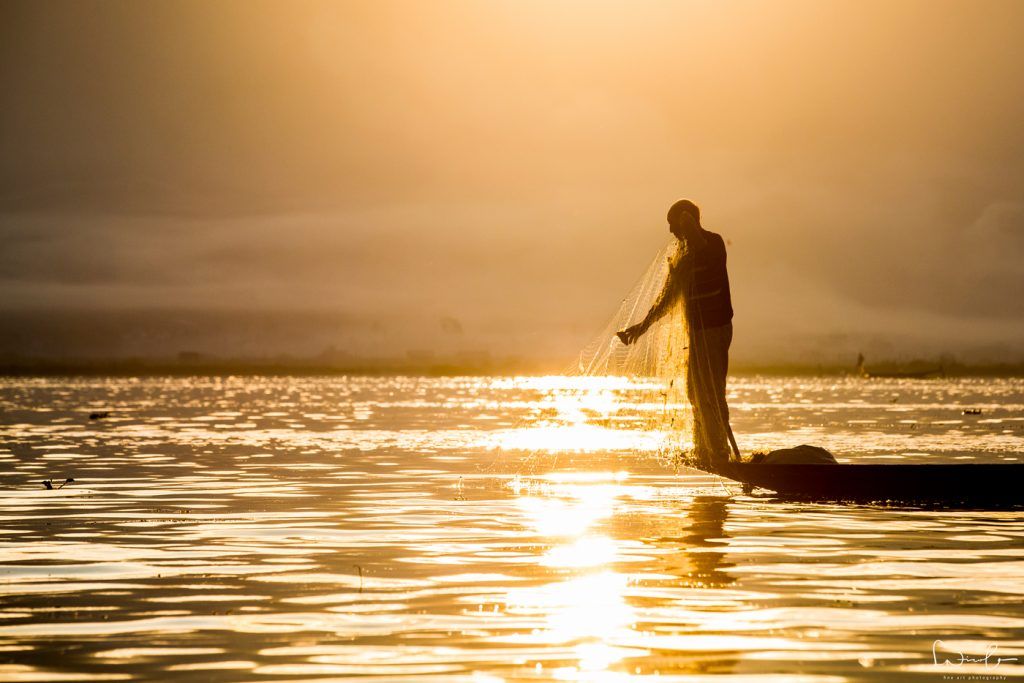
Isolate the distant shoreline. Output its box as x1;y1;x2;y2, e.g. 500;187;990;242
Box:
3;358;1024;378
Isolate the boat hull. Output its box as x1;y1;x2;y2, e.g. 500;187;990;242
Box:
717;463;1022;505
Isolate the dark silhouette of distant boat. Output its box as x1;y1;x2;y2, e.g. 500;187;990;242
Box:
855;353;944;379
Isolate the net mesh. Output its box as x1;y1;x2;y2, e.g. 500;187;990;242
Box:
570;238;736;468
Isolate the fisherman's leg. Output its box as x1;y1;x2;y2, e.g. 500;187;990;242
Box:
713;324;733;435
702;324;732;466
716;324;739;460
687;329;716;467
716;325;733;417
684;347;704;462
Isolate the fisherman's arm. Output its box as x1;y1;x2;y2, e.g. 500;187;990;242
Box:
616;262;684;345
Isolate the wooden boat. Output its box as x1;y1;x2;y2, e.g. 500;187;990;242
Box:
716;462;1022;505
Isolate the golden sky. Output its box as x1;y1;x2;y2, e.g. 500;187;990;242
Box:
2;1;1023;362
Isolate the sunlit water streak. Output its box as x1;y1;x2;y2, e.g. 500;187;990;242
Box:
0;375;1022;681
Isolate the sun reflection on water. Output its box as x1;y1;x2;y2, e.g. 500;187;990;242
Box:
506;470;643;677
2;376;1024;681
490;375;672;453
514;473;626;537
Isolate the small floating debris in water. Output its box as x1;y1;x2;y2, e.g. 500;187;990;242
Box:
42;477;75;490
89;411;110;420
962;408;982;416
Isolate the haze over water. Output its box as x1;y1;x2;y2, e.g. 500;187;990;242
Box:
1;375;1023;681
4;1;1024;365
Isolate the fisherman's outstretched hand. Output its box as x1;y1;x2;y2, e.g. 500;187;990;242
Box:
616;323;645;346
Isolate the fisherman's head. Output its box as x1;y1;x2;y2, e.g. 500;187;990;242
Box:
667;199;701;241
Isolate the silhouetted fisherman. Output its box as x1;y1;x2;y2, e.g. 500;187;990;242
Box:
617;199;738;469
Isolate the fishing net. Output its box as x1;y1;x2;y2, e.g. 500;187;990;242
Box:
570;238;737;469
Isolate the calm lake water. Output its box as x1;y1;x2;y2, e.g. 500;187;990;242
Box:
1;375;1023;682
